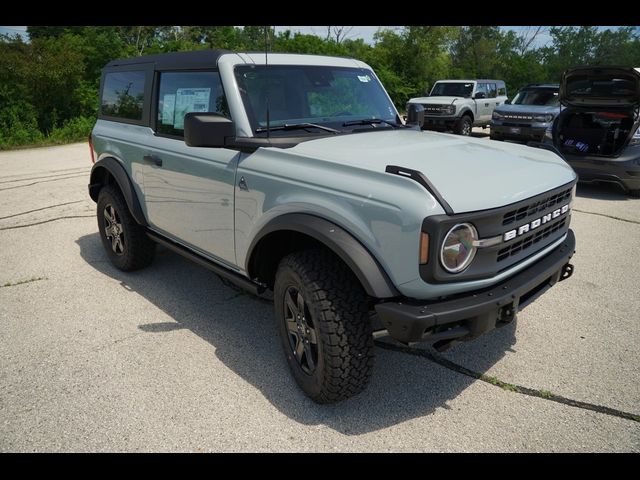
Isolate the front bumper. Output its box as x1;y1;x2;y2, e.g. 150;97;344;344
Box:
375;229;576;345
563;145;640;191
422;116;459;129
490;124;548;142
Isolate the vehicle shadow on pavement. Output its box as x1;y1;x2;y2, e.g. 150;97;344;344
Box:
77;233;516;435
575;182;631;201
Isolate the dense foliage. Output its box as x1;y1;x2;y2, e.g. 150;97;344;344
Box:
1;25;639;149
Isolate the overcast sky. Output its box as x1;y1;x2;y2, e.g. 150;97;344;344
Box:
0;25;626;49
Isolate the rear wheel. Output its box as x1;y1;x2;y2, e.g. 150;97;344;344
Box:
454;115;473;136
97;185;155;271
274;250;374;403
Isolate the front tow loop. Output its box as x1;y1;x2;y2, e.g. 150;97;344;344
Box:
559;263;574;281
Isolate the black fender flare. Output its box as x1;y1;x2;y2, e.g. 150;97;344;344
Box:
458;107;474;121
246;213;400;299
88;157;148;227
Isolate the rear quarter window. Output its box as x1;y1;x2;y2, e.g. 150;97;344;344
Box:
101;71;146;120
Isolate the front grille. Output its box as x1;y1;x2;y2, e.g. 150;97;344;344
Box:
420;180;576;284
497;217;567;262
502;187;572;226
503;113;534;121
423;104;448;115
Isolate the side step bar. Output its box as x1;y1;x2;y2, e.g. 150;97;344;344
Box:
146;231;267;296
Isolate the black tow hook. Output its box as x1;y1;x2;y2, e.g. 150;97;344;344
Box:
559;263;574;282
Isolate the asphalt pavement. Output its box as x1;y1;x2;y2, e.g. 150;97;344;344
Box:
0;135;638;452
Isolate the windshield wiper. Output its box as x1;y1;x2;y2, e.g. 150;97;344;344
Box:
342;118;405;129
255;123;339;134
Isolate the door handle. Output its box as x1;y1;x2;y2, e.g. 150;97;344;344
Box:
484;103;490;107
143;155;163;167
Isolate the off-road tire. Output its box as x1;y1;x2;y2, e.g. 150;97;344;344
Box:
274;250;374;403
97;184;155;271
454;115;473;136
489;134;503;141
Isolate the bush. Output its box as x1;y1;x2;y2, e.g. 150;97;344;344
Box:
48;116;95;143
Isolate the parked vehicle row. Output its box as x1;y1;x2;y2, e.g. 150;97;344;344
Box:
408;68;640;197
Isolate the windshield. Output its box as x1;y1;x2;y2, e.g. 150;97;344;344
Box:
234;65;399;135
512;88;560;106
430;82;474;97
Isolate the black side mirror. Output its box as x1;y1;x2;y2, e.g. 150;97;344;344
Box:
406;104;425;128
474;92;486;99
184;113;235;147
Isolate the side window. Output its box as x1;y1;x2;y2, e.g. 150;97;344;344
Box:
487;83;497;98
497;84;507;97
475;83;488;96
101;71;146;120
156;71;229;137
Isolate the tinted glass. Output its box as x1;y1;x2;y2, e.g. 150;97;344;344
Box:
498;85;507;96
431;82;473;97
566;76;636;99
101;71;146;120
512;88;560;106
234;65;397;134
486;83;497;98
475;83;489;96
156;71;229;137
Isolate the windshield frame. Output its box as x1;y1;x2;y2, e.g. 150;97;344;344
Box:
429;81;475;98
511;87;560;106
233;64;401;137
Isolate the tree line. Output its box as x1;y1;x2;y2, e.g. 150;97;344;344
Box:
1;25;639;149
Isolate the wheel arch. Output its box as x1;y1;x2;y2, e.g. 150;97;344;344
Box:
89;157;148;227
459;108;474;122
246;213;400;299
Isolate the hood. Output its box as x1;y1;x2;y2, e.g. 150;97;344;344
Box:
409;96;464;105
286;130;576;214
560;66;640;107
494;103;562;115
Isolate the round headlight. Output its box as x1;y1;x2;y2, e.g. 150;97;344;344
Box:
440;223;478;273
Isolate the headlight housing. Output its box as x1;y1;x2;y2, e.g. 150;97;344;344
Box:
440;223;478;273
533;114;555;123
492;111;504;120
443;105;455;115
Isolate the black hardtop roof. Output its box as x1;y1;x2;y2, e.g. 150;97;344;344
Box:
105;49;231;70
522;83;560;89
436;79;506;85
104;49;358;71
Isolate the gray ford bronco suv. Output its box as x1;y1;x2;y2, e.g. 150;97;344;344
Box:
407;79;508;135
490;84;560;143
89;50;577;403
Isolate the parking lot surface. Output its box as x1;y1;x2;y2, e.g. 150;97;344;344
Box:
0;139;638;452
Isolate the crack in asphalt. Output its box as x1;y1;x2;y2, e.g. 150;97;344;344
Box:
0;215;94;231
0;169;88;185
0;173;87;192
1;277;47;288
0;166;88;180
573;209;640;225
0;200;86;220
373;339;640;424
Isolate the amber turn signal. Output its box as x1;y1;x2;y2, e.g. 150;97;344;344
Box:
419;232;429;265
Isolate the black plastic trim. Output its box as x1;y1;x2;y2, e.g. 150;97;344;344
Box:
419;178;577;283
375;229;576;344
246;213;399;299
385;165;454;215
88;157;148;227
147;231;265;295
